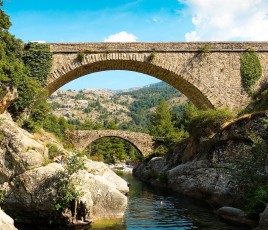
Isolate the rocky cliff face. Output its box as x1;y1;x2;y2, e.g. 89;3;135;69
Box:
133;113;268;227
0;84;18;115
0;112;129;226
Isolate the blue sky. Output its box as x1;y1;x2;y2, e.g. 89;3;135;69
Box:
3;0;268;90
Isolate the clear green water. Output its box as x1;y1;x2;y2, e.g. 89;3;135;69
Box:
16;173;250;230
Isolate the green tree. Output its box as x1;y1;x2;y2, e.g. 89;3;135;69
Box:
88;137;141;163
104;120;118;130
0;0;24;87
149;100;179;141
43;114;74;141
0;1;51;130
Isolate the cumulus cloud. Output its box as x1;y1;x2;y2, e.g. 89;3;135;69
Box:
179;0;268;41
104;31;137;42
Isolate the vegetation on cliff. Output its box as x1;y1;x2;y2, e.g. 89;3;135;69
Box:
0;1;50;132
23;42;52;86
240;48;262;95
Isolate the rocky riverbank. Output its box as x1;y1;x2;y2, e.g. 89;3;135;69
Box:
133;112;268;228
108;163;134;173
0;112;129;227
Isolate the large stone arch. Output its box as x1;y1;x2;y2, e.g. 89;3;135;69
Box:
47;52;222;109
46;42;268;110
73;130;154;157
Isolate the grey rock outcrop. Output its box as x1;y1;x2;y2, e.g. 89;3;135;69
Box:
133;113;268;209
0;112;46;182
0;209;17;230
0;112;128;226
3;160;128;225
72;170;127;221
168;160;235;206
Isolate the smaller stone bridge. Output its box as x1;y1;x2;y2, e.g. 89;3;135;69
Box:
73;130;155;156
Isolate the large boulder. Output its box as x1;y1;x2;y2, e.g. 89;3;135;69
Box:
0;209;17;230
3;163;63;225
71;170;127;221
167;160;237;206
84;159;129;194
2;159;128;226
0;113;45;182
133;156;168;187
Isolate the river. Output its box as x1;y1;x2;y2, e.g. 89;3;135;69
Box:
17;172;249;230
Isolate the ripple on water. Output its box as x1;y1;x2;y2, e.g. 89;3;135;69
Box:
126;195;198;230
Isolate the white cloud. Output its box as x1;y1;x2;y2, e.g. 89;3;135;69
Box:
185;31;200;41
152;17;160;23
179;0;268;41
104;31;137;42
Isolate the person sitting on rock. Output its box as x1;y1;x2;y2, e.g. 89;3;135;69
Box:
60;154;65;164
53;155;60;163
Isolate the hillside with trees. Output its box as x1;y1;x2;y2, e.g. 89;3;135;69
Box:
48;81;187;133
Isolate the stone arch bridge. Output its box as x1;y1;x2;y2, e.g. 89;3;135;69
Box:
46;42;268;110
73;130;155;157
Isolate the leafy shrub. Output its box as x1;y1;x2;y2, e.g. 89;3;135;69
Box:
8;73;50;124
21;119;40;133
246;185;268;216
147;52;156;62
47;144;61;159
187;108;235;137
55;154;85;212
199;43;211;55
240;48;262;94
77;51;85;62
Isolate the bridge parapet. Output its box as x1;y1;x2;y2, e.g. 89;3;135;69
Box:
49;42;268;53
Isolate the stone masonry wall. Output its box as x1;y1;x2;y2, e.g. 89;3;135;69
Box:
74;130;154;157
46;42;268;110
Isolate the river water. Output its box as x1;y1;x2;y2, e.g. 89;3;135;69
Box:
17;172;249;230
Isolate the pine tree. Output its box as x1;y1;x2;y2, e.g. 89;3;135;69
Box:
150;100;174;137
